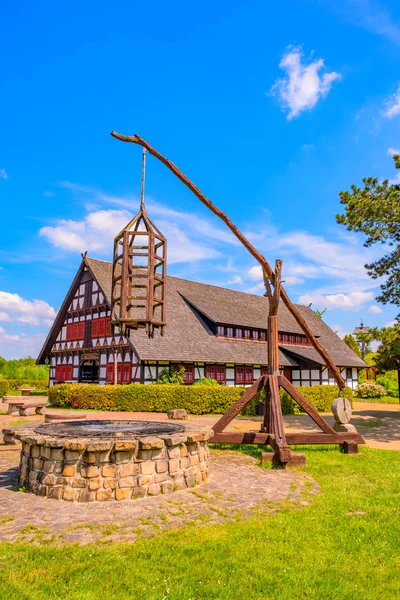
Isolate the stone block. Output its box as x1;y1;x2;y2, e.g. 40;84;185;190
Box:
161;481;174;494
99;451;111;462
63;488;79;502
31;445;40;458
119;462;138;477
97;489;113;501
84;452;98;464
333;422;357;433
116;488;131;501
188;443;198;455
167;408;188;420
185;465;200;477
47;486;63;500
190;454;199;466
62;465;76;477
2;434;17;445
88;477;101;491
115;452;130;464
194;473;202;485
85;441;113;453
139;436;164;450
132;486;147;498
154;472;168;483
138;474;152;486
79;490;96;502
81;465;100;478
185;475;196;488
65;450;81;462
103;478;117;490
54;462;63;474
32;458;44;471
40;447;52;460
42;460;54;474
168;446;180;459
180;457;190;469
151;448;166;460
169;459;180;473
147;484;161;496
119;476;136;488
63;440;86;452
56;477;69;486
180;445;188;457
114;440;137;452
173;478;186;491
156;461;168;474
51;448;64;461
72;477;87;488
201;471;208;482
102;464;117;478
43;474;57;486
137;450;152;462
141;461;155;475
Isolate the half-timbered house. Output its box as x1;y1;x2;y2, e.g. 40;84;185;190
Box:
37;256;366;388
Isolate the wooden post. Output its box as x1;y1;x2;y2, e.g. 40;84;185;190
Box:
263;260;281;433
113;350;118;386
110;132;346;391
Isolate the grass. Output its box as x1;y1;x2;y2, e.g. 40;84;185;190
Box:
355;396;399;404
0;446;400;599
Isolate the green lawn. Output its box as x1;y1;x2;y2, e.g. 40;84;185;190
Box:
355;395;399;404
0;446;399;600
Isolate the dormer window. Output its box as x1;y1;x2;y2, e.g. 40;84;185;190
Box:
252;330;259;341
243;329;251;339
217;326;225;337
235;328;243;339
226;327;234;338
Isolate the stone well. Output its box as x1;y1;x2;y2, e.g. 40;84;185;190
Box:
15;420;212;502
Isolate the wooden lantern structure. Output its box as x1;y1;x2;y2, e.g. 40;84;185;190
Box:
111;149;166;338
110;131;365;465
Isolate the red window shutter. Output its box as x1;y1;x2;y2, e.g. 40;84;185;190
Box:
245;367;253;383
106;364;114;383
92;319;98;337
235;366;244;384
76;322;85;340
65;365;73;380
205;365;215;380
66;324;73;341
216;366;226;383
122;363;131;383
183;365;194;384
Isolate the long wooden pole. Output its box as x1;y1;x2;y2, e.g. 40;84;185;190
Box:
110;131;346;391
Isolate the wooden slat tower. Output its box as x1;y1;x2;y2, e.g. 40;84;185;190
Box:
110;132;365;466
111;149;167;338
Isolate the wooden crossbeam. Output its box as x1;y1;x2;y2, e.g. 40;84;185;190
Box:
212;375;267;434
210;431;365;445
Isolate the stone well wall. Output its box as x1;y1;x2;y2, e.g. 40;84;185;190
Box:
15;423;212;502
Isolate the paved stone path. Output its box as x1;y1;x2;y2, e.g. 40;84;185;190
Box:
0;449;318;545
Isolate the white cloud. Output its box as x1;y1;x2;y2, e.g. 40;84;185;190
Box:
270;46;341;120
284;276;304;286
299;291;374;311
368;305;383;314
0;291;56;324
0;312;10;322
227;275;243;285
247;265;263;281
388;147;400;156
0;331;47;360
382;84;400;118
0;169;8;180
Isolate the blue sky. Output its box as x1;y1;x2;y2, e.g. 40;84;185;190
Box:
0;0;399;359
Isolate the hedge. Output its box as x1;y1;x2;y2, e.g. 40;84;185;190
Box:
49;383;352;416
280;385;353;414
0;379;49;397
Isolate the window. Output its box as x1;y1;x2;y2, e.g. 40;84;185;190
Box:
92;317;111;338
252;330;259;341
235;366;253;384
55;365;73;382
174;364;195;384
346;368;352;379
217;326;225;337
260;331;266;342
243;329;251;340
235;328;243;339
66;322;85;341
226;327;234;338
205;365;226;383
106;363;131;384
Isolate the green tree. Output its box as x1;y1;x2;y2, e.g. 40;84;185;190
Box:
362;325;400;399
156;366;185;385
343;334;362;358
336;154;400;314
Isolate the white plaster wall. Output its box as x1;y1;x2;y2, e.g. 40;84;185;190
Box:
73;368;79;379
100;353;107;365
100;367;106;379
226;367;235;380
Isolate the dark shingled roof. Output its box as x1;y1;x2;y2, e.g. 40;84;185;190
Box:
81;257;366;368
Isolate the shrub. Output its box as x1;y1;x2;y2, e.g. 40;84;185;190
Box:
49;382;352;417
280;385;353;415
376;373;399;398
156;367;185;385
356;382;387;399
193;378;219;386
0;379;48;398
49;383;263;416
